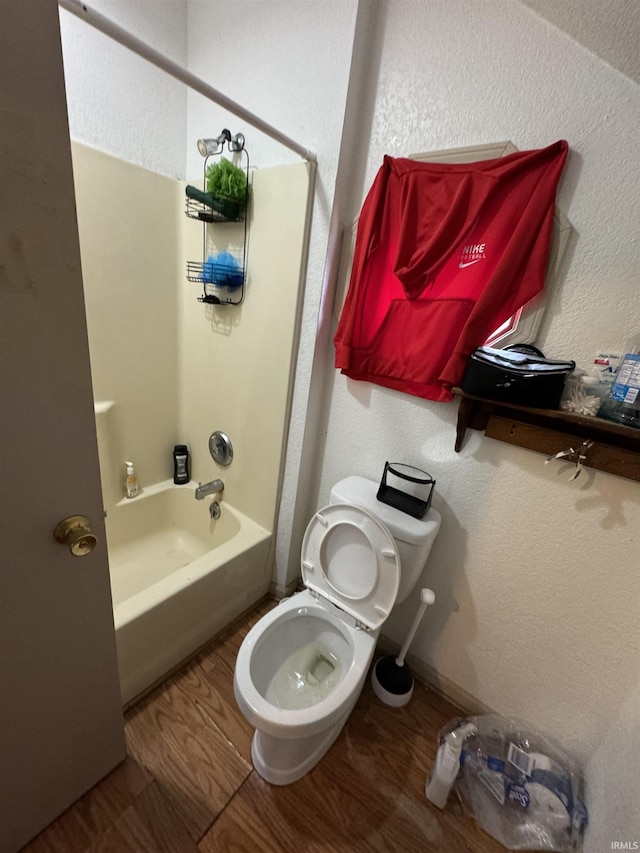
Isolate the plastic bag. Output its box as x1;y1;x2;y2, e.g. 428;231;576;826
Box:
427;714;588;851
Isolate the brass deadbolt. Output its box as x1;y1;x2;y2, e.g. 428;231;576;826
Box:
53;515;97;557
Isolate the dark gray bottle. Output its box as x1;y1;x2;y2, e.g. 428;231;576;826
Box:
173;444;190;484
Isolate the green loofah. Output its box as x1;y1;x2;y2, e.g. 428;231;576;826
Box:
205;157;248;206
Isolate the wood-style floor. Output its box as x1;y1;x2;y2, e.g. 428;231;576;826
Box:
23;598;506;853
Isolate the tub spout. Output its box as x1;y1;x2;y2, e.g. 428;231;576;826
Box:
195;479;224;500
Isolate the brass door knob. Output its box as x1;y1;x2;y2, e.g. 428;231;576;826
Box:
53;515;97;557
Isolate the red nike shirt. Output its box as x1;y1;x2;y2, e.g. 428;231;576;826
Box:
334;140;569;401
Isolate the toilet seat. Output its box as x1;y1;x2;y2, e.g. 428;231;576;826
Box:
301;503;400;630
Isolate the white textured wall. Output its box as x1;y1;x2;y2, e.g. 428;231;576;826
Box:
521;0;640;86
306;1;640;849
59;0;188;178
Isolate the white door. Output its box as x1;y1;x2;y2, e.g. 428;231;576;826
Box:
0;3;125;851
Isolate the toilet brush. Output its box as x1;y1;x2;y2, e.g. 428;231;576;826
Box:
371;588;435;707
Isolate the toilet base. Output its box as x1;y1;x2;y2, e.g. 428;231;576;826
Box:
251;710;349;785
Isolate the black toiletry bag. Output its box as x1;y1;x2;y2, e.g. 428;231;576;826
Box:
461;345;575;409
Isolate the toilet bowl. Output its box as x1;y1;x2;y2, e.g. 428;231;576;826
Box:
234;476;441;785
234;588;378;784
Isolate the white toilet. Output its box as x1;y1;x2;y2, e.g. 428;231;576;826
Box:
233;475;441;785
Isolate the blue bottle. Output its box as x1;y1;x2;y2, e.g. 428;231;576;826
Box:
598;336;640;429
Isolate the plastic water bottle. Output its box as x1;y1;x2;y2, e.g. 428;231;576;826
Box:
598;335;640;429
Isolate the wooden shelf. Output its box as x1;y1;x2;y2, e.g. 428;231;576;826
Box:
453;389;640;482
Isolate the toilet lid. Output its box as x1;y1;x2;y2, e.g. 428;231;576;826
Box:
301;503;400;630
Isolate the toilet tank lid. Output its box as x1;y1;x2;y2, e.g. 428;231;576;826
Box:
330;475;441;545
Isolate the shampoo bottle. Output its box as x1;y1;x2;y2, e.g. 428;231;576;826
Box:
173;445;190;485
125;461;139;498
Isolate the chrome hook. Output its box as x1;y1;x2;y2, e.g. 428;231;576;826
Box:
228;132;245;152
545;447;576;464
568;441;594;481
545;440;594;481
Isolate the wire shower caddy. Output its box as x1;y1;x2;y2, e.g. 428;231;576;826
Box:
185;129;249;306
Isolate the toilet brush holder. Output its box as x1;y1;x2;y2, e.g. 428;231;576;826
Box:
371;588;435;707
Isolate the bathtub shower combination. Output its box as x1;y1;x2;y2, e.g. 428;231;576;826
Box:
75;141;313;707
106;482;271;705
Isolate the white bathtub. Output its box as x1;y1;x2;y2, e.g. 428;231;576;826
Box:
105;481;272;706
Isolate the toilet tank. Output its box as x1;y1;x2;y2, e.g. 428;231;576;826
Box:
330;475;441;603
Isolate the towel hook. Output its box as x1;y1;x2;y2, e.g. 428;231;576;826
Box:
545;440;594;481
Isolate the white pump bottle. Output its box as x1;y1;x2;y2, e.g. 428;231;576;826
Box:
125;461;139;498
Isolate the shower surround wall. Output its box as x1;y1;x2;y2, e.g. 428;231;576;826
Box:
74;141;310;528
72;143;181;508
177;160;313;531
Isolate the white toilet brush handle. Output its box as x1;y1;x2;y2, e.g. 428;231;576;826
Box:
395;588;436;667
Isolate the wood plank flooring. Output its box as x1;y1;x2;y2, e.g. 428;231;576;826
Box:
22;598;506;853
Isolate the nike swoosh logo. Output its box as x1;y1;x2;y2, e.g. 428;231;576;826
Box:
459;259;482;268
